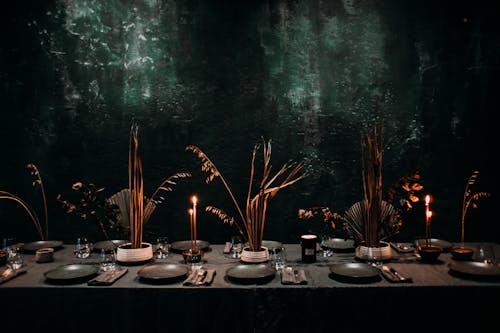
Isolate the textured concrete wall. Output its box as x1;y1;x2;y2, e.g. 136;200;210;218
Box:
0;0;496;244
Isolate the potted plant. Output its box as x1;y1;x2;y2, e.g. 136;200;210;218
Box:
186;139;304;263
450;170;491;260
115;122;191;264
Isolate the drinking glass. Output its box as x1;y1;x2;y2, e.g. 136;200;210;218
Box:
475;244;496;264
156;236;170;259
270;246;287;271
74;237;91;259
6;246;24;270
99;248;117;272
320;234;333;257
230;235;244;259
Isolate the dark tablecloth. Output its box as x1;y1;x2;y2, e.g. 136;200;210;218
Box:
1;242;499;333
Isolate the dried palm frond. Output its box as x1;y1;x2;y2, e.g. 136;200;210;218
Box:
0;163;49;241
26;163;49;240
0;190;44;240
126;122;191;248
360;125;384;247
460;171;491;245
129;122;144;248
187;139;304;251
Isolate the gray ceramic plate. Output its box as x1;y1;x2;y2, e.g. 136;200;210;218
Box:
171;240;210;253
262;240;283;250
414;238;453;252
448;261;500;277
322;238;355;250
226;263;276;280
22;240;64;252
44;264;99;281
137;263;189;280
93;240;127;252
329;263;380;280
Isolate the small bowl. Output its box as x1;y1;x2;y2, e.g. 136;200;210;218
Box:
0;250;7;266
417;245;443;262
182;248;203;264
450;246;474;261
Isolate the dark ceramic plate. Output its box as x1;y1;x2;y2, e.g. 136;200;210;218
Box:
21;240;64;252
448;261;500;279
226;263;276;283
322;238;355;251
137;263;189;283
262;240;283;250
93;240;127;252
44;264;99;283
329;262;381;283
414;238;453;252
171;240;210;253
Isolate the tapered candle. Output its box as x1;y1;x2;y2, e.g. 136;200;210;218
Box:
425;195;431;246
192;196;198;249
188;208;194;246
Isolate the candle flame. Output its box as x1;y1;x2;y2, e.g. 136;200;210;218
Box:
425;195;431;205
426;210;433;219
191;195;197;205
188;208;193;216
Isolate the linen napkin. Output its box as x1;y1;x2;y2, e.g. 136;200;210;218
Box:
281;267;307;285
0;266;28;284
87;267;128;286
183;269;216;286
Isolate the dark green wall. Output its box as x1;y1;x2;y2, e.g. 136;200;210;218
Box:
0;0;496;244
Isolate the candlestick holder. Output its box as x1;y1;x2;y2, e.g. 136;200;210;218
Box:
416;244;442;262
182;247;204;264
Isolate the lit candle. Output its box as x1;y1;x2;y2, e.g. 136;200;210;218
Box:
425;195;431;246
188;208;194;246
192;195;198;249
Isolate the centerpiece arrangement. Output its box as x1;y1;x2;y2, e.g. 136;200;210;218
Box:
186;139;304;263
299;125;424;262
115;122;191;264
450;170;491;260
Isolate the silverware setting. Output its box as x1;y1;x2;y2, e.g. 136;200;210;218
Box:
381;265;412;282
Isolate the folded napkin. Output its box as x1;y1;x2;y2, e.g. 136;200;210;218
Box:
223;242;232;254
0;266;28;284
183;269;216;286
87;267;128;286
281;267;307;285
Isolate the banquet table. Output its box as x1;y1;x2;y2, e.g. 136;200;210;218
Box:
1;241;499;333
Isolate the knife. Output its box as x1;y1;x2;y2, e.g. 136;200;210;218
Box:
387;266;412;282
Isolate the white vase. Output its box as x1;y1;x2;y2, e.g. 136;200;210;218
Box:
240;246;269;263
355;241;392;261
116;242;153;264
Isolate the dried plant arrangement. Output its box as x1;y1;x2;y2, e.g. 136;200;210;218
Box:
0;163;49;240
186;139;304;251
298;126;424;246
56;182;122;240
127;122;191;249
459;170;491;246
